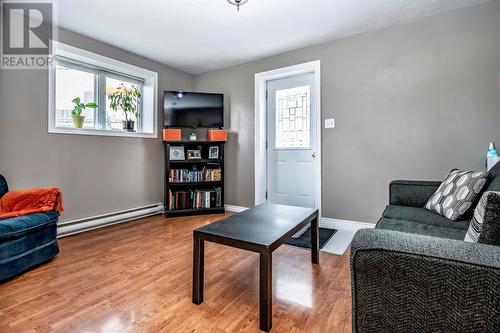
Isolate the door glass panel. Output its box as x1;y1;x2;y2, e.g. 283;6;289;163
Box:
275;85;311;149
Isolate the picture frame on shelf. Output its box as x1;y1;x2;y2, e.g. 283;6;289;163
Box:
208;146;219;159
169;146;185;160
187;149;202;160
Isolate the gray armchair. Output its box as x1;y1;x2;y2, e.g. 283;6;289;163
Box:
351;163;500;333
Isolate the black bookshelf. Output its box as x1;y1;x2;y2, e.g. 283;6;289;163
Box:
164;141;225;216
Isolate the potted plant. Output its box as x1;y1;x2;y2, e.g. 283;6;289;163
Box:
71;97;97;128
107;83;142;132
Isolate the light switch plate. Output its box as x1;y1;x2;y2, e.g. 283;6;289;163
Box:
325;118;335;128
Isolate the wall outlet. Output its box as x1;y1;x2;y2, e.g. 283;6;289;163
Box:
325;118;335;129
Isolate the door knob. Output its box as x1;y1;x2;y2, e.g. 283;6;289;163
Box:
312;152;316;158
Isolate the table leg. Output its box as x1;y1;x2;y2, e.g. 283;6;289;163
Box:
192;233;204;304
311;216;319;264
259;251;272;332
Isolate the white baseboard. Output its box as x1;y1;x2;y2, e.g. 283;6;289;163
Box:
320;217;375;231
57;203;164;237
56;202;372;238
224;204;249;213
222;204;374;231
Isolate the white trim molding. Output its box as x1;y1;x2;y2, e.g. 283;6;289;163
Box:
57;203;163;237
320;217;376;231
254;60;322;217
224;204;249;213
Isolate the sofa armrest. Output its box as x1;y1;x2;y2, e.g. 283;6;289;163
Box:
0;175;8;199
389;180;441;207
0;211;58;241
350;228;500;333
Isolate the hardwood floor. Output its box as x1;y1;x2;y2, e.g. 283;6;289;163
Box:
0;213;352;333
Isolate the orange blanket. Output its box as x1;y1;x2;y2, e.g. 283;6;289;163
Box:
0;187;63;219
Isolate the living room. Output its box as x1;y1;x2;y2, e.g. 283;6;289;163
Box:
0;0;499;332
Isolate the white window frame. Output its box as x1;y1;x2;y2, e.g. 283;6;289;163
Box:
48;41;158;138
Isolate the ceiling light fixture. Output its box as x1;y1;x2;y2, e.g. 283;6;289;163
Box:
227;0;248;12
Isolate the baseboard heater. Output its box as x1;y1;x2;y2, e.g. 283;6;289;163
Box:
57;203;164;237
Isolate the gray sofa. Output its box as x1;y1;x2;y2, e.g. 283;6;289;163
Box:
350;162;500;333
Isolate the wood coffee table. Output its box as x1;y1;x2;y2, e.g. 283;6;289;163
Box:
192;204;319;332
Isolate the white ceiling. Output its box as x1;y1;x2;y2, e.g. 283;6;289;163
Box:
55;0;489;75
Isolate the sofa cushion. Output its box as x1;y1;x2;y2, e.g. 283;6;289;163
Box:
465;191;500;245
0;220;58;262
383;205;470;230
425;169;489;221
377;217;467;240
0;211;58;239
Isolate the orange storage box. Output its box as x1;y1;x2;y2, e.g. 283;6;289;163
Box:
163;129;181;141
207;129;227;141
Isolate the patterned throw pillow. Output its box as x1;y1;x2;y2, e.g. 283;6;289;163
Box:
465;191;500;244
425;169;489;221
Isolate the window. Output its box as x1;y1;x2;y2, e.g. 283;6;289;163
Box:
49;42;158;138
275;85;311;148
105;77;142;131
55;65;96;128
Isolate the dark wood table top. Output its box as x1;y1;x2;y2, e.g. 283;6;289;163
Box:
194;204;318;250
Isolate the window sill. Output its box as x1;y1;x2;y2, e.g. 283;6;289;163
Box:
48;127;157;139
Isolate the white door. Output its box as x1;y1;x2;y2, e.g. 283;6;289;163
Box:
266;73;316;208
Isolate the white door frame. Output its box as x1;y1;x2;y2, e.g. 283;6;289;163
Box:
254;60;322;218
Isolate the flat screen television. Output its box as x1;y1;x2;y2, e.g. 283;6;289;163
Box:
164;91;223;128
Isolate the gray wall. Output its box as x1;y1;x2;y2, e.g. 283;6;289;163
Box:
194;1;500;223
0;28;194;222
1;2;499;225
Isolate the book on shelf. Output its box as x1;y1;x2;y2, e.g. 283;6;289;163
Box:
169;167;222;182
168;187;222;210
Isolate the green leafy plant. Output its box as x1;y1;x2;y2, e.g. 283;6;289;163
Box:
71;97;97;117
107;84;142;121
